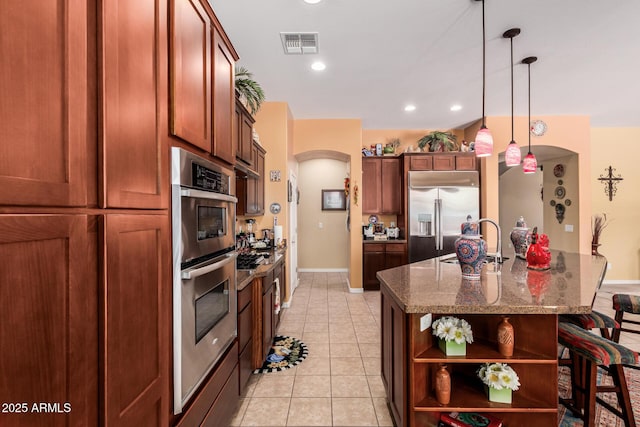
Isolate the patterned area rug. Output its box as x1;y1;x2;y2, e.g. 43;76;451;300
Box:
253;335;308;374
558;364;640;426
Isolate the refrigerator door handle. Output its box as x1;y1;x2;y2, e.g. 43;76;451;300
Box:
435;199;442;250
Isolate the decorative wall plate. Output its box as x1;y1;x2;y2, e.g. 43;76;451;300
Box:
554;186;566;199
550;200;556;206
557;179;563;185
565;199;572;206
553;164;565;178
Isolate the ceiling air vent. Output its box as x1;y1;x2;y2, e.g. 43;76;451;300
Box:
280;32;318;54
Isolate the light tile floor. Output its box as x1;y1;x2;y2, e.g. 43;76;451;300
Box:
230;272;393;426
230;272;640;426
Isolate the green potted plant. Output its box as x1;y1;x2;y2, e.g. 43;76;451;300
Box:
417;131;458;152
235;66;265;115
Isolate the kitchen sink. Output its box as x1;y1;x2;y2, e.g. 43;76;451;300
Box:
439;255;509;264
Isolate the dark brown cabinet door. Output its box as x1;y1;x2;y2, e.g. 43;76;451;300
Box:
170;0;211;152
363;249;385;290
103;214;170;426
362;158;381;214
101;0;168;209
380;288;406;427
255;146;265;215
0;215;97;427
381;158;401;214
212;27;235;165
234;99;254;166
433;155;455;171
0;0;88;207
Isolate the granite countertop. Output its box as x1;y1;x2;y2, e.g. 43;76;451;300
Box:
376;250;607;315
237;248;286;291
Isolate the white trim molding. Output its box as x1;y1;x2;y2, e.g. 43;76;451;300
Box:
602;280;640;285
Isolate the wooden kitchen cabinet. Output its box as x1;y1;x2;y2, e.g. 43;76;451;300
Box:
235;97;255;167
237;141;266;216
101;0;168;209
102;214;170;426
362;157;401;215
363;242;407;290
0;215;98;427
381;289;406;427
238;282;254;394
170;0;212;153
212;26;235;165
262;275;275;360
0;0;89;208
408;153;477;171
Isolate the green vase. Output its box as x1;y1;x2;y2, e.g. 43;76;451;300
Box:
488;387;512;404
438;338;466;356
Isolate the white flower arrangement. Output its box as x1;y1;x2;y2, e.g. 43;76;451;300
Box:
432;316;474;344
478;363;521;391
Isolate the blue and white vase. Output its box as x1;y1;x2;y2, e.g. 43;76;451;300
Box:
455;215;487;280
510;216;531;260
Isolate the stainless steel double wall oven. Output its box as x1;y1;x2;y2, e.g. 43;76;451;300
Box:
171;148;237;414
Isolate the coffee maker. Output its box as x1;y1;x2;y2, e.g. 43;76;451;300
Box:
245;219;256;243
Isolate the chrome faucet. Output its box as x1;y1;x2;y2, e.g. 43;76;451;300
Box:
478;218;502;267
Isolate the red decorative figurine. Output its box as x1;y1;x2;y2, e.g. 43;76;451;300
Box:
526;227;551;270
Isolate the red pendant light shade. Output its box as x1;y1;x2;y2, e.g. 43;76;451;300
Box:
505;141;521;166
522;152;537;173
504;28;521;167
475;127;494;157
474;0;492;158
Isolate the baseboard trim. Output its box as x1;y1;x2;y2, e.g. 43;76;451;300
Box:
603;280;640;285
298;268;349;272
282;300;291;308
348;286;364;294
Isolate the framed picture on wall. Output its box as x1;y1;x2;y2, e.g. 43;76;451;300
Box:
321;189;346;211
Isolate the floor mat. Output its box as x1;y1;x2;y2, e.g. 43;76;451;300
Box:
253;335;308;374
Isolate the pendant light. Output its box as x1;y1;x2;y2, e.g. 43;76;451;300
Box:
503;28;521;167
522;56;538;174
474;0;493;157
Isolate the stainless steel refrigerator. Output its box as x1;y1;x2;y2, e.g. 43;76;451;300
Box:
408;170;480;263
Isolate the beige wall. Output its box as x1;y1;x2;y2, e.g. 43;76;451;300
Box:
591;128;640;281
481;116;592;254
297;159;350;269
293;119;363;289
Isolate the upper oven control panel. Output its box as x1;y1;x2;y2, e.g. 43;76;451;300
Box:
172;147;234;196
192;163;229;194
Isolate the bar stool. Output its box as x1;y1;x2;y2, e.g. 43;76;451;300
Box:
612;293;640;343
559;311;618;340
558;322;638;427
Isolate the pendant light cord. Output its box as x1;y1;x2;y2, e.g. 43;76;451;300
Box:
527;62;531;154
510;36;514;142
481;0;487;127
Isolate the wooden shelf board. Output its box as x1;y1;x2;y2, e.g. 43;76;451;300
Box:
413;338;556;363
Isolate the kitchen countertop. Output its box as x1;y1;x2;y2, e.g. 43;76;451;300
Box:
376;250;607;315
237;248;286;291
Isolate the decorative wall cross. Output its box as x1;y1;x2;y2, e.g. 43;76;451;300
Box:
598;166;624;201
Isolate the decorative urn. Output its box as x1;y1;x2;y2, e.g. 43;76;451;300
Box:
454;215;487;280
526;227;551;270
510;216;531;260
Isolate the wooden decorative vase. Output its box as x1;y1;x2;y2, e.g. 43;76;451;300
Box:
435;364;451;405
497;317;514;357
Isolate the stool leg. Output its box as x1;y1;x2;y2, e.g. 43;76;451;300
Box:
613;310;624;343
583;360;598;427
610;364;636;427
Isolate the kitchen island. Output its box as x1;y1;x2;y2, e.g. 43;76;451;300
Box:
377;251;607;427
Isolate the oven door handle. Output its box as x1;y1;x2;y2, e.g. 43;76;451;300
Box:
180;188;238;204
181;252;237;280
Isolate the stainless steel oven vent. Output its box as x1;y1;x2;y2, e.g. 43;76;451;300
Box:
280;32;318;54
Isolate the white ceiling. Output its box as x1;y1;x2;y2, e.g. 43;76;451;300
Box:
209;0;640;130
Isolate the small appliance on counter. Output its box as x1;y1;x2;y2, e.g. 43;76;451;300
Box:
245;219;256;243
386;222;400;239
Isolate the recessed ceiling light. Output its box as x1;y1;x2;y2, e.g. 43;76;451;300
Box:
303;0;322;4
404;105;416;112
450;104;462;112
311;61;326;71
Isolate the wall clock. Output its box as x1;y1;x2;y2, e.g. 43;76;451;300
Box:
530;120;547;136
269;203;281;214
